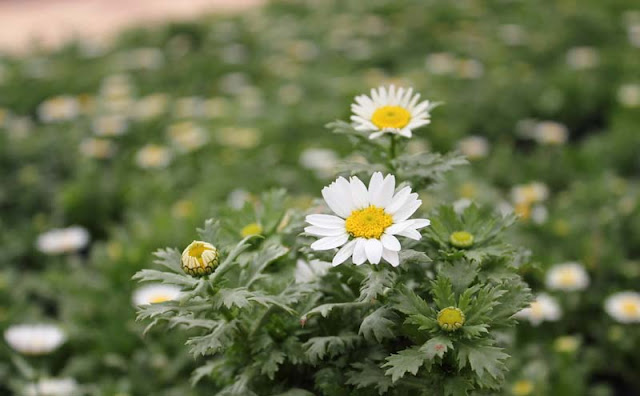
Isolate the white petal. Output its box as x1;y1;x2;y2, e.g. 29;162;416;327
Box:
310;234;349;251
409;219;431;229
370;174;395;207
385;220;414;235
382;249;400;267
365;239;383;264
335;177;356;214
369;131;386;139
381;233;401;251
304;226;346;237
368;172;384;202
350;177;370;209
306;214;345;228
332;239;356;266
398;229;422;240
393;199;422;222
385;187;412;213
352;238;367;265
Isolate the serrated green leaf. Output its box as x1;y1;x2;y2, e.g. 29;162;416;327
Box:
303;333;360;365
197;219;221;244
346;361;392;395
132;269;198;288
382;346;425;382
359;307;396;342
358;268;396;302
152;248;183;273
456;341;509;380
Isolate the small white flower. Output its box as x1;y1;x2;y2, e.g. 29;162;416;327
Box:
627;24;640;48
24;378;78;396
453;198;473;214
132;284;182;306
133;94;169;120
605;291;640;323
4;324;66;355
92;114;128;137
511;182;549;205
36;226;90;255
294;259;332;283
299;148;339;178
457;136;490;160
530;205;549;224
617;84;640;108
37;96;80;123
305;172;430;267
227;189;250;210
532;121;568;145
545;262;590;291
79;138;116;159
167;121;209;152
566;46;599;70
499;24;527;46
515;294;562;326
173;96;206;119
425;52;457;75
135;144;172;169
351;85;433;139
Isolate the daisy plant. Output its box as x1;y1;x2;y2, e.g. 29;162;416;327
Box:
134;87;531;395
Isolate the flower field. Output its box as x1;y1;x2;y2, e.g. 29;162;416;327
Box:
1;0;639;395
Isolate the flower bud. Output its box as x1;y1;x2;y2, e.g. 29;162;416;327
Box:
437;307;465;331
181;240;219;277
449;231;474;248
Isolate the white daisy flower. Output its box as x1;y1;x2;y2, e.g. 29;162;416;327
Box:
351;85;433;139
135;144;172;169
36;226;90;255
167;121;209;152
605;291;640;323
617;84;640;108
294;259;332;284
92;114;128;137
79;138;116;159
457;136;490;160
227;189;250;210
133;93;170;120
511;182;549;205
566;46;599;70
132;284;182;306
37;96;80;123
24;378;78;396
515;294;562;326
545;262;590;291
305;172;430;267
4;324;66;355
532;121;569;145
299;148;339;178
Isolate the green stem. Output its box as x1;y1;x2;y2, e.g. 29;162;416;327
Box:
388;134;397;171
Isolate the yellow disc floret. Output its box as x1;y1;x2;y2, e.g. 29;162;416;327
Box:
150;294;172;304
449;231;474;248
345;206;393;239
437;307;465;331
371;105;411;129
181;240;219;277
511;380;534;396
241;223;263;237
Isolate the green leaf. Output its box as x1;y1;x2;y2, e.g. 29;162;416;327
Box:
270;389;315;396
439;260;478;293
359;307;396;342
302;301;369;320
186;320;239;356
420;336;453;362
398;249;432;266
382;346;425;382
214;287;253;310
443;377;472;396
392;285;431;316
259;349;285;380
431;277;455;309
456;341;509;381
152;247;183;273
197;218;221;244
132;269;198;288
243;242;290;287
346;361;392;395
303;333;360;365
358;267;396;302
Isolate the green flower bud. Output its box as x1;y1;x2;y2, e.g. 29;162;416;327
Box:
449;231;474;248
437;306;465;331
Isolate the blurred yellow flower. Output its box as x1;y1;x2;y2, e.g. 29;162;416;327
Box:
511;380;534;396
135;144;172;169
241;223;263;237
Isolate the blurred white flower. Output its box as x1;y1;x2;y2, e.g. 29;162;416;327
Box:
118;47;165;70
217;127;262;149
532;121;568;145
299;148;338;178
511;182;549;205
453;198;473;214
79;138;116;159
499;24;527;46
36;226;90;254
132;284;182;306
133;94;169;120
278;84;304;105
628;24;640;48
566;46;599;70
99;74;135;113
425;52;457;75
605;291;640;323
530;205;549;224
221;43;248;64
457;136;490;160
37;96;80;123
351;85;433;139
24;378;78;396
617;84;640;108
294;259;332;283
515;294;562;326
227;189;250;210
457;59;484;79
173;96;206;119
546;262;590;291
167;121;209;152
306;172;430;266
203;97;231;119
92;114;128;137
4;324;66;355
6;116;33;140
135;144;172;169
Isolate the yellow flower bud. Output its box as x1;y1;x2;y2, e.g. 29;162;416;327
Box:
181;240;219;277
449;231;474;248
437;307;465;331
241;223;263;237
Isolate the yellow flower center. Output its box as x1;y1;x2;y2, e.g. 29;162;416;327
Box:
150;294;172;304
530;301;544;317
621;300;640;316
449;231;474;248
241;223;263;237
371;105;411;129
345;206;393;239
554;336;579;353
437;307;465;331
512;380;534;396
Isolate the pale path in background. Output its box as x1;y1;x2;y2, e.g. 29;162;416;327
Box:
0;0;264;53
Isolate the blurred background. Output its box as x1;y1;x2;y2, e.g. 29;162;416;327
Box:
0;0;639;395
